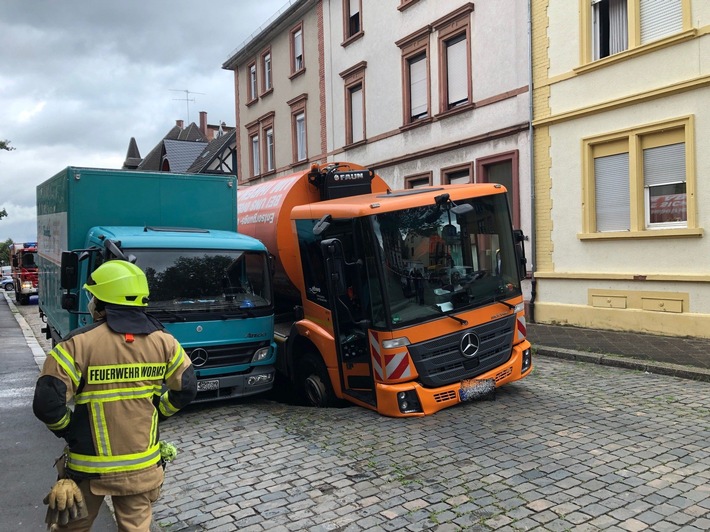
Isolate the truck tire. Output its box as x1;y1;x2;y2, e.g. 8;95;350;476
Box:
297;352;337;408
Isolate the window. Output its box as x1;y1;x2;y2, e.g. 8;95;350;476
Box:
433;6;473;113
444;34;468;109
349;85;364;144
408;54;428;121
442;163;473;185
343;0;362;41
295;113;306;161
248;62;257;102
397;27;431;126
265;127;274;172
582;117;695;236
405;173;432;189
291;24;304;74
261;50;272;93
644;141;686;227
288;94;308;164
341;62;366;146
477;152;520;228
586;0;684;62
250;134;260;177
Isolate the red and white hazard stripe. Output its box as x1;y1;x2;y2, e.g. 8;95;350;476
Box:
369;332;383;381
370;332;413;381
517;314;527;342
384;352;411;380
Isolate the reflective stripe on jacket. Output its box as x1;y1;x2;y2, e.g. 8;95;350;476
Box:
33;319;196;482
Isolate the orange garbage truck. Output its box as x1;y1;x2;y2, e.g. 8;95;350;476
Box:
238;162;532;417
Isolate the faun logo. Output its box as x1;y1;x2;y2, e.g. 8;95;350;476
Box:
335;172;365;181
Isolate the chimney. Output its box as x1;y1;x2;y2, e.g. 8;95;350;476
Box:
176;119;184;129
199;111;207;136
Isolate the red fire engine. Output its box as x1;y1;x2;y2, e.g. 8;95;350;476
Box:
11;242;38;305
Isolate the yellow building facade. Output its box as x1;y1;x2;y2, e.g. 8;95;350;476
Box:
531;0;710;337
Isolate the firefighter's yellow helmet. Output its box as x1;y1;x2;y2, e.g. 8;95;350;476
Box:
84;260;149;307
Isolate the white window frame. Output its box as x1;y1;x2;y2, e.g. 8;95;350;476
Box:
295;113;306;162
265;127;275;172
251;134;260;176
581;116;696;237
292;26;304;73
263;52;272;92
584;0;685;64
249;63;257;101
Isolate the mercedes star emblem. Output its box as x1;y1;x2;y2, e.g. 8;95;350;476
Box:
460;332;480;358
189;348;209;367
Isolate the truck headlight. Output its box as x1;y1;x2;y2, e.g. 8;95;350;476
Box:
397;390;422;414
22;281;33;290
521;348;532;373
383;337;410;349
247;373;274;386
251;346;271;362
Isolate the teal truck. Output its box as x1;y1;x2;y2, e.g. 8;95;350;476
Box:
36;167;276;402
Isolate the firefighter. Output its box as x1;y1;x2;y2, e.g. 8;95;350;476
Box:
33;260;197;531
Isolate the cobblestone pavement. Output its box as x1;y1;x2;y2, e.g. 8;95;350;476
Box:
16;302;710;531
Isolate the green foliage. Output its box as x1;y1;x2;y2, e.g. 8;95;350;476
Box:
0;238;13;267
0;208;6;220
0;140;14;151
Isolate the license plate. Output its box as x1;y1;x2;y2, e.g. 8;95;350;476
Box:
460;378;495;402
197;379;220;392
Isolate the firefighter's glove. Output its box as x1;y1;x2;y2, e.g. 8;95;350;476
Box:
160;441;178;462
43;478;88;528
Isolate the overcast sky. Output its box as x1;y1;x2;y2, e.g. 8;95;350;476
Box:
0;0;288;244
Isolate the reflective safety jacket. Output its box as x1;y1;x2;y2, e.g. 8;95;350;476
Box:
33;311;196;488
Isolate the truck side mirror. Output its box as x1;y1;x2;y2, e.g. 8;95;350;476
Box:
60;252;79;289
61;293;78;311
321;238;347;296
512;229;528;281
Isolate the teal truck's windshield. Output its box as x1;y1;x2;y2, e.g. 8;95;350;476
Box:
368;193;521;328
121;249;271;314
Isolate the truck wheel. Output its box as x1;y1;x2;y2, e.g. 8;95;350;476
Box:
298;352;336;408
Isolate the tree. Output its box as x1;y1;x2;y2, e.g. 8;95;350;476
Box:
1;139;13;219
0;238;13;268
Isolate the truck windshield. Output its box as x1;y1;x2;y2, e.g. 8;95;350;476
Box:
122;249;272;313
369;193;522;328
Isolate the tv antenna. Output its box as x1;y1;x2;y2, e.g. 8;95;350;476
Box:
170;89;205;124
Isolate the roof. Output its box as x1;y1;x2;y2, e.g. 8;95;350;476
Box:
163;139;209;173
122;137;142;169
187;130;236;173
138;122;209;171
223;0;314;69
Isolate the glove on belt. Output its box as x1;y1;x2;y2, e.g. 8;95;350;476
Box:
43;478;89;528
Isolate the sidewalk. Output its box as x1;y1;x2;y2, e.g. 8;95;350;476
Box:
0;291;117;531
527;321;710;382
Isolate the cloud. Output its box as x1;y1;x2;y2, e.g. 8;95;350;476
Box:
0;0;286;243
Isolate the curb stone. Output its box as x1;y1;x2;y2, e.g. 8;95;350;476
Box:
534;344;710;382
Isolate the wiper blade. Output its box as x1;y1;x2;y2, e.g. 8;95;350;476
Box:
430;305;468;326
487;294;516;310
